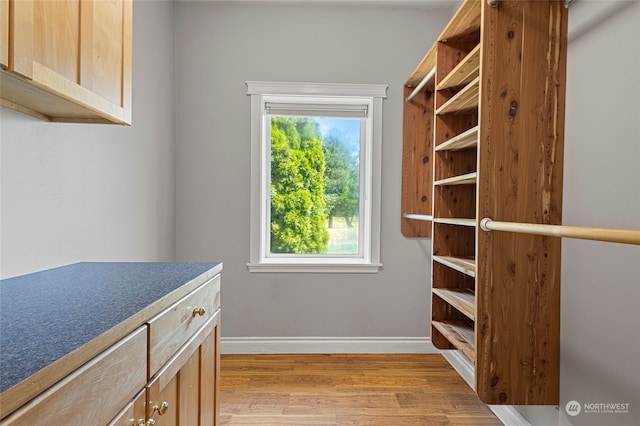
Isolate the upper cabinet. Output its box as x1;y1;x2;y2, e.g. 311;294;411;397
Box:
0;0;132;124
0;0;7;69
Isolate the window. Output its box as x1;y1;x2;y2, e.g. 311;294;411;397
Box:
246;81;387;273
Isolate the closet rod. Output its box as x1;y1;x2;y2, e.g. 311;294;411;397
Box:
405;67;435;102
403;213;433;221
480;218;640;246
488;0;573;8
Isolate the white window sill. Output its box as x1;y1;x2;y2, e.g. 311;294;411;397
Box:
247;262;383;274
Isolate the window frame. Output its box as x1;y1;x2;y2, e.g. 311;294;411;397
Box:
246;81;387;273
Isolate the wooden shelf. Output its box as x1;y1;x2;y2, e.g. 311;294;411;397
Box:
437;44;481;91
433;255;476;277
432;320;475;363
435;77;479;115
434;172;477;186
434;218;476;227
433;288;476;320
436;126;479;152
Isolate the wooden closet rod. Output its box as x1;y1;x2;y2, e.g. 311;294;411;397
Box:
480;218;640;246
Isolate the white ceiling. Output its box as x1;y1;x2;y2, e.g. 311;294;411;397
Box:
174;0;458;9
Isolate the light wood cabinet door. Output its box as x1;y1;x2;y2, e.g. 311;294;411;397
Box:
0;0;8;68
2;0;132;124
147;313;220;426
108;389;147;426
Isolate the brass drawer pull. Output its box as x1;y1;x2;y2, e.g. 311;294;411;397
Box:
132;420;155;426
192;307;206;317
153;401;169;416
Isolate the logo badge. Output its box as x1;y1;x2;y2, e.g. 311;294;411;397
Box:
566;400;581;416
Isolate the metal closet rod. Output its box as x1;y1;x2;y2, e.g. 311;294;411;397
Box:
488;0;573;7
403;213;433;221
480;218;640;246
405;67;435;103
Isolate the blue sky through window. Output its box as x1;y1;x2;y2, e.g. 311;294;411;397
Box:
316;118;360;155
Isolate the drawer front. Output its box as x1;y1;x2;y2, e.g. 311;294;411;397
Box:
2;327;147;426
148;275;220;377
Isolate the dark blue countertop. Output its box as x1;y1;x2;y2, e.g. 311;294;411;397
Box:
0;262;221;394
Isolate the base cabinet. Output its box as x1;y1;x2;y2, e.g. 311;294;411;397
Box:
147;314;220;426
0;327;147;426
0;272;221;426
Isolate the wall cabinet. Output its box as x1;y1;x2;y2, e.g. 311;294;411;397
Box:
0;265;221;425
403;0;567;405
0;0;7;69
0;0;132;124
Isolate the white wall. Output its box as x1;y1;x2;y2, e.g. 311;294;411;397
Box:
0;0;177;279
515;1;640;425
174;2;451;340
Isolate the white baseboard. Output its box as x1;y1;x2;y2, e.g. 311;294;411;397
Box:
441;350;532;426
221;336;438;354
441;350;475;386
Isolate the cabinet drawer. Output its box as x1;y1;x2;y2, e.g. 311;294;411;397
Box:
148;275;220;377
1;327;147;426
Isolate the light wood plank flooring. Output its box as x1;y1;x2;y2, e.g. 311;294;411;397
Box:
219;353;502;425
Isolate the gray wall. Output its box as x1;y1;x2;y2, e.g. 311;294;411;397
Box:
175;1;639;425
2;1;638;425
516;1;640;425
174;2;451;339
0;0;177;278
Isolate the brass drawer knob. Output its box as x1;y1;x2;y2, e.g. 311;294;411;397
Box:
153;401;169;416
132;419;155;426
192;307;206;317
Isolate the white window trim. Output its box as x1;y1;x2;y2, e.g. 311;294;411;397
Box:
246;81;387;273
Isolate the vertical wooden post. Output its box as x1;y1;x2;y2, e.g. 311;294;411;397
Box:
475;0;567;405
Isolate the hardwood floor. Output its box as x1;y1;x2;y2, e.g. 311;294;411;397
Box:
219;353;502;425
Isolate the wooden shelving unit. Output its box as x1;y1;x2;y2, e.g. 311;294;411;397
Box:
402;0;567;405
